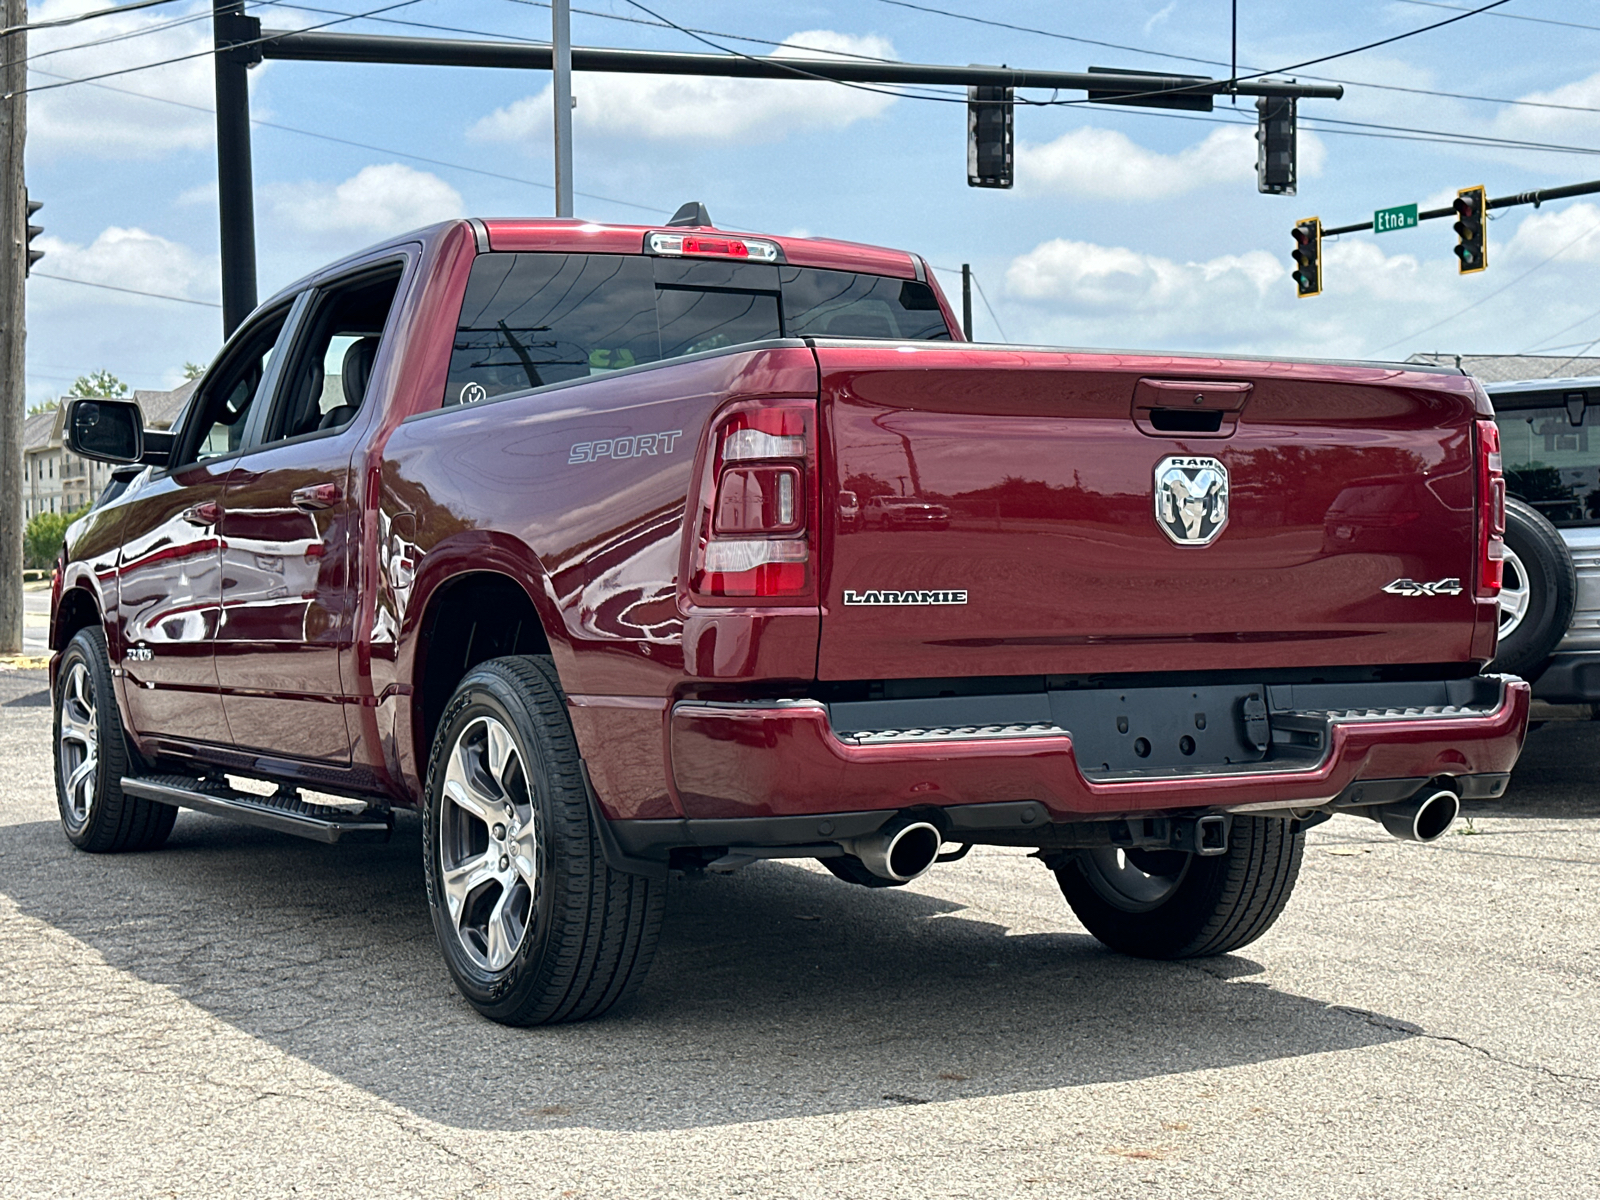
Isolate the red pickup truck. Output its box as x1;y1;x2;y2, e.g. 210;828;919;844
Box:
51;211;1528;1026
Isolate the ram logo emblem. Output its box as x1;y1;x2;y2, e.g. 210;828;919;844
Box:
1154;455;1229;546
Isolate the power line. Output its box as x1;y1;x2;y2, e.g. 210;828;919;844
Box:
30;271;223;308
1396;0;1600;33
25;9;216;68
871;0;1600;117
0;0;185;37
25;63;668;216
6;0;428;98
1371;219;1600;355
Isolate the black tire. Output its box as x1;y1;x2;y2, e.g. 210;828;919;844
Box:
1055;816;1303;959
1491;498;1576;679
422;655;664;1025
53;627;176;853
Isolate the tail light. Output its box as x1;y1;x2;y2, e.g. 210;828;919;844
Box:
1476;418;1506;597
689;401;816;601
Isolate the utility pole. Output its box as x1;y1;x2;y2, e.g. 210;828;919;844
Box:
552;0;573;218
1;0;27;654
214;0;259;337
961;264;973;340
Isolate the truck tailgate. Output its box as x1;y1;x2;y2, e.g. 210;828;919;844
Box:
816;343;1484;681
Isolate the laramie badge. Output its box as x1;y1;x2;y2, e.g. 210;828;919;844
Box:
1154;455;1229;546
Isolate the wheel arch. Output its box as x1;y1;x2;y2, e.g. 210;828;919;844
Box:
52;580;104;655
406;555;564;787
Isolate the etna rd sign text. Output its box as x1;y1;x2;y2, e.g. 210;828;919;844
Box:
1374;203;1419;234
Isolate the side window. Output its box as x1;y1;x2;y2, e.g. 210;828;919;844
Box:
177;308;291;467
267;267;403;444
780;267;952;341
447;254;659;406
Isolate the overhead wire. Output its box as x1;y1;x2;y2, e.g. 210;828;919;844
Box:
1371;220;1600;355
870;0;1600;117
7;0;429;98
1395;0;1600;34
1;0;185;38
31;271;222;308
24;62;668;216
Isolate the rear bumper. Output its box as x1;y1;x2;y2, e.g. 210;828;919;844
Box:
661;676;1529;828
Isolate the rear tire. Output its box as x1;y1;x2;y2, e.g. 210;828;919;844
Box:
1491;498;1576;678
422;655;664;1025
53;627;176;853
1055;816;1303;959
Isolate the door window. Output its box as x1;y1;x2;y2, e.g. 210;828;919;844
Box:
177;308;291;466
267;267;403;444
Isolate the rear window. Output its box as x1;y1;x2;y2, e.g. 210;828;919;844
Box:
1495;399;1600;525
445;252;949;407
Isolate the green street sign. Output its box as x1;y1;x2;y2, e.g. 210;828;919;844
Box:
1374;203;1419;234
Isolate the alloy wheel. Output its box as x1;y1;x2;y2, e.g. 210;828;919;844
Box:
438;715;541;972
1497;545;1531;641
57;660;99;831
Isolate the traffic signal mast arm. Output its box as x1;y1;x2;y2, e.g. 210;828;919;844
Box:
1320;175;1600;236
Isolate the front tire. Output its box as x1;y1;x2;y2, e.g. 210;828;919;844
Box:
1055;816;1303;959
53;627;176;853
422;655;664;1025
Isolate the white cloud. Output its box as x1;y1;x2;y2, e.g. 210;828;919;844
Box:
1143;3;1178;34
1005;236;1282;313
1018;124;1325;199
265;164;464;240
32;225;216;304
993;201;1600;361
26;1;258;160
470;30;899;145
1498;201;1600;264
1492;70;1600;145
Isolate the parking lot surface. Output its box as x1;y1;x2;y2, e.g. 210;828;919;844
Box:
2;669;1596;1198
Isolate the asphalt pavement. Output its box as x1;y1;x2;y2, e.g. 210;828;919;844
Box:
1;676;1596;1198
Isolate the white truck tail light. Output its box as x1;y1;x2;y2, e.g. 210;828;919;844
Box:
647;231;780;262
690;402;815;600
1476;418;1505;597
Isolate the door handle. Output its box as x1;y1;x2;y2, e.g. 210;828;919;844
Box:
292;483;342;512
181;501;222;527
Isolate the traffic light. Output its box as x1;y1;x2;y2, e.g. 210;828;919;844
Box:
967;85;1013;188
24;192;43;277
1291;217;1322;297
1454;185;1487;274
1256;96;1297;195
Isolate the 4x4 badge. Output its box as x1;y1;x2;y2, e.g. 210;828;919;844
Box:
1383;577;1464;597
1154;455;1229;546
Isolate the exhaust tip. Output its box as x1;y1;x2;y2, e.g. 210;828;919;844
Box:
1376;788;1460;843
884;821;942;882
838;818;944;883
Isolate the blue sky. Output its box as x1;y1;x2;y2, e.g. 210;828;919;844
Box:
22;0;1600;405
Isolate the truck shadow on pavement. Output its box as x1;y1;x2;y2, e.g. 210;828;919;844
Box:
0;812;1414;1133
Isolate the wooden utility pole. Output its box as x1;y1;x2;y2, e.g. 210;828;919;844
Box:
0;0;27;654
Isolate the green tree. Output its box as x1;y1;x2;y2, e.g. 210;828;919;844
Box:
182;361;205;381
26;397;59;415
23;507;88;571
68;369;129;398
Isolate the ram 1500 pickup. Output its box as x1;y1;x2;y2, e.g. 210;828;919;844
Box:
51;211;1529;1025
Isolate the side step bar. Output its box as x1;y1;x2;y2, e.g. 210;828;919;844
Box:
121;775;392;844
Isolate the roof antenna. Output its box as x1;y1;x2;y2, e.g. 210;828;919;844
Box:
666;201;712;228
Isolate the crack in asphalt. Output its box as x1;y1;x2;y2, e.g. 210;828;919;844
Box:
1328;1004;1600;1089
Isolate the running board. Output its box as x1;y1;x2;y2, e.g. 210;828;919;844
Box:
121;775;392;844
